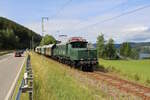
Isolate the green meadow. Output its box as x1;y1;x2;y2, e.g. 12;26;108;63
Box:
99;59;150;86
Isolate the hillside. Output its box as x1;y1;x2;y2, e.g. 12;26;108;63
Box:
115;42;150;53
0;17;41;49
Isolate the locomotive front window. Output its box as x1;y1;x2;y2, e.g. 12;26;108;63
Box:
71;42;87;48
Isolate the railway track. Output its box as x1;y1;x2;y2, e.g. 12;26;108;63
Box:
87;71;150;100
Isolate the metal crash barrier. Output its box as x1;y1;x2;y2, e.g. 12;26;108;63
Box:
16;54;33;100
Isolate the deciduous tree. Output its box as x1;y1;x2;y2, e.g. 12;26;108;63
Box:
96;33;105;57
40;34;56;45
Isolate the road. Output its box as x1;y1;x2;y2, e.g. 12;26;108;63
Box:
0;53;25;100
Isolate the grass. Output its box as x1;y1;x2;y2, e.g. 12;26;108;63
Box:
30;52;105;100
0;50;13;56
99;59;150;86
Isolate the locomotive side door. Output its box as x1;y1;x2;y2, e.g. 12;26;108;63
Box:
66;44;68;56
67;44;72;58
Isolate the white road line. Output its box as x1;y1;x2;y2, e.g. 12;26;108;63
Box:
0;57;12;63
0;53;14;63
4;55;26;100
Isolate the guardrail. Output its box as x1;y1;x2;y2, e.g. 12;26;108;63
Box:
16;54;33;100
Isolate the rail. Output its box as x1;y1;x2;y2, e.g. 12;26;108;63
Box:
16;54;33;100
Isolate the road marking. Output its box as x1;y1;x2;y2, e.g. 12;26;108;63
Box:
0;53;14;63
0;57;11;63
4;55;26;100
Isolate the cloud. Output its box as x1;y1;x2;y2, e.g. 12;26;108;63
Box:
123;26;149;33
24;0;150;43
25;19;150;43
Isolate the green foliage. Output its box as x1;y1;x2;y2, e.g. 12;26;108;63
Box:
0;17;41;49
104;38;117;59
120;42;131;57
136;46;150;53
96;34;117;59
130;48;139;59
120;42;139;59
40;34;56;46
96;34;105;57
134;73;140;81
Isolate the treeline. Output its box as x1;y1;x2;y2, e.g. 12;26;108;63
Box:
120;42;139;59
0;17;41;50
116;42;150;54
96;34;139;59
136;46;150;54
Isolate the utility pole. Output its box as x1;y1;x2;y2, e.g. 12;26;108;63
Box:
59;34;67;43
42;17;49;36
32;36;34;50
30;40;31;51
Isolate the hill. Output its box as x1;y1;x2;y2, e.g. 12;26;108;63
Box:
113;42;150;48
94;42;150;54
0;17;41;49
114;42;150;53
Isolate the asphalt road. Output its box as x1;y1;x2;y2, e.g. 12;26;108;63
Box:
0;53;25;100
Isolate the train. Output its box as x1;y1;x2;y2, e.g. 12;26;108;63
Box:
35;37;98;71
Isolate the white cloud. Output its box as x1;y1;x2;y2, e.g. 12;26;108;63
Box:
123;26;149;33
24;0;150;43
25;18;150;43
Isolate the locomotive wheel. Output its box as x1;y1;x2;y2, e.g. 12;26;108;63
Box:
89;66;94;72
80;65;83;71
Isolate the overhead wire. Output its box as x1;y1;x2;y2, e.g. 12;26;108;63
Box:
74;4;150;33
45;0;72;37
51;0;72;19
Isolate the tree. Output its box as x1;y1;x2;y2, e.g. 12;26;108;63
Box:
130;48;139;59
104;38;117;59
120;42;132;58
40;34;56;46
96;33;105;57
0;17;41;50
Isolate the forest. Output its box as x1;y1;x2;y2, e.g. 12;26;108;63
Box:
0;17;41;50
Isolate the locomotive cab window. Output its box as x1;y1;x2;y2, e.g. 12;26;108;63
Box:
71;42;87;48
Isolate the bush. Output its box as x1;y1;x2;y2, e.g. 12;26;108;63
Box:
146;78;150;85
134;74;140;81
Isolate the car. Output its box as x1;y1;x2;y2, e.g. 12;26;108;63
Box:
14;51;22;57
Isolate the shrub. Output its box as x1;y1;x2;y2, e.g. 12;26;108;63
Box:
134;74;140;81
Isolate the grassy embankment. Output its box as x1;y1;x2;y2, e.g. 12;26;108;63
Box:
0;50;13;56
30;52;106;100
99;59;150;86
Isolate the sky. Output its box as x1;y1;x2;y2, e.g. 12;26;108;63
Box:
0;0;150;43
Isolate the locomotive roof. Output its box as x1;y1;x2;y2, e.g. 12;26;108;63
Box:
68;37;87;43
